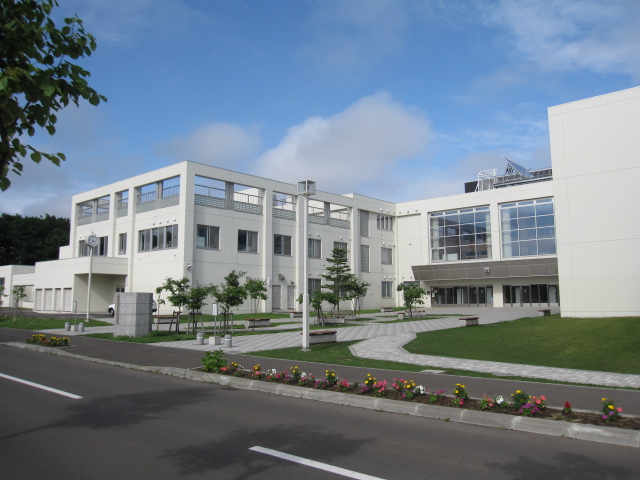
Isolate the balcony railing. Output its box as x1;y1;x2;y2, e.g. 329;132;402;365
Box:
234;191;263;215
195;184;225;209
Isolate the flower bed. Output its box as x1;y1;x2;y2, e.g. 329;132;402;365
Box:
26;334;70;347
200;351;640;430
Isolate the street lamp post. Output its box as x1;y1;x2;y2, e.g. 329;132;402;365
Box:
297;180;316;351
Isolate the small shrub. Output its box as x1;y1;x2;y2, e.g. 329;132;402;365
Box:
290;366;302;383
427;390;445;403
563;401;573;415
601;398;623;423
325;369;338;386
392;378;422;400
479;395;496;410
201;350;227;373
251;364;262;379
453;383;469;406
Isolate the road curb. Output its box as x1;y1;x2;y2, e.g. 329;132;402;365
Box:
4;342;639;448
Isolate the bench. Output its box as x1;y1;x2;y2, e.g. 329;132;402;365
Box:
459;316;479;327
380;307;394;313
323;315;345;325
244;318;270;328
538;309;551;316
153;310;181;333
398;309;426;319
290;311;303;318
303;330;337;344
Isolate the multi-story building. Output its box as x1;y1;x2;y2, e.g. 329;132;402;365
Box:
1;86;639;318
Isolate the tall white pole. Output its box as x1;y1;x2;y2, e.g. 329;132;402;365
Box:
86;246;93;321
301;193;310;351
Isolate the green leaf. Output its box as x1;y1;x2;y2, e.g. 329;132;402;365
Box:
43;85;55;96
46;125;56;135
0;77;8;91
89;94;100;106
31;152;42;163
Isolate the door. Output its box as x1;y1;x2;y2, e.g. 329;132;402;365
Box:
272;285;281;310
287;285;295;309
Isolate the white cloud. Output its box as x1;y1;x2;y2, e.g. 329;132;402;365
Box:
159;123;261;169
483;0;640;76
253;91;432;196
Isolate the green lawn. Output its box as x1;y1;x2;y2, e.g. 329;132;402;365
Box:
403;314;640;374
86;331;198;343
0;316;111;330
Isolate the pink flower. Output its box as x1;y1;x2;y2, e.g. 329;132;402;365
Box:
540;396;547;401
617;407;623;413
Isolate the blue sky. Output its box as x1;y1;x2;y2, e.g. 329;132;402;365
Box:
2;0;639;217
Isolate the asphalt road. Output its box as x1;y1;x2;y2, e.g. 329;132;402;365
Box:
1;346;639;480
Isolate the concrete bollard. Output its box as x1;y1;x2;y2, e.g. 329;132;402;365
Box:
78;322;85;332
196;332;204;345
64;322;71;331
223;334;232;348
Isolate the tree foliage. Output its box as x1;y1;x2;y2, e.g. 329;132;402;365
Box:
155;277;191;314
245;278;268;321
0;213;69;265
0;0;106;190
345;277;370;316
397;282;426;318
321;247;351;316
211;270;248;333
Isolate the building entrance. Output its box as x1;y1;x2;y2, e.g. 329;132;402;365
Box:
433;285;494;307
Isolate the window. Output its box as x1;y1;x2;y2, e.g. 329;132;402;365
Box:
138;225;179;252
381;281;393;298
501;198;556;258
118;233;127;254
334;241;348;251
430;206;491;262
274;234;292;256
381;247;393;265
377;214;394;231
197;225;220;249
308;278;322;294
308;238;321;258
78;236;108;257
238;230;258;253
360;211;369;237
360;245;370;272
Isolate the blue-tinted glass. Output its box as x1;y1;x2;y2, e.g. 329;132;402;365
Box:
537;215;554;227
537;227;555;239
519;228;537;240
535;202;554;216
518;216;536;229
517;205;535;217
537;239;556;255
502;219;518;231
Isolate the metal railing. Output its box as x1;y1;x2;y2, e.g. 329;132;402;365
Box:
162;185;180;198
234;191;262;206
195;184;225;199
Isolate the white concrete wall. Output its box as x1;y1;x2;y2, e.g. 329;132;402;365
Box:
549;86;640;317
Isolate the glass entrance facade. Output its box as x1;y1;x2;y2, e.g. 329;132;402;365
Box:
433;285;494;306
503;284;560;307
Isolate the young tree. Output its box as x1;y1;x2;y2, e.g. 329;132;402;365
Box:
185;283;212;333
11;285;26;323
245;278;268;323
345;277;370;316
155;277;190;315
397;282;426;318
1;0;107;190
211;270;248;333
309;290;325;325
321;247;351;316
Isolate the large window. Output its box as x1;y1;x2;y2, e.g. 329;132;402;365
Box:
381;247;392;265
238;230;258;253
197;225;220;249
334;241;348;251
381;281;393;298
360;245;370;272
138;225;178;252
500;198;556;257
308;238;321;258
79;236;108;257
274;234;292;256
430;206;491;262
308;278;322;294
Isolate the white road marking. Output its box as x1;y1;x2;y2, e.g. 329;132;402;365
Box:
249;446;387;480
0;373;83;399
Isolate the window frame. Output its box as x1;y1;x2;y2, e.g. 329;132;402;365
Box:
381;281;393;298
381;247;393;265
308;238;321;259
196;225;220;250
274;234;292;256
238;229;258;253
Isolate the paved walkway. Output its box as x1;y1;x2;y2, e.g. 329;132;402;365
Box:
35;306;640;388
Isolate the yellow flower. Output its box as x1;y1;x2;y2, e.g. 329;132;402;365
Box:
455;390;459;394
609;405;614;410
461;385;465;388
516;390;521;394
602;398;606;402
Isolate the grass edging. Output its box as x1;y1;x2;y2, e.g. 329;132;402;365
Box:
4;342;637;449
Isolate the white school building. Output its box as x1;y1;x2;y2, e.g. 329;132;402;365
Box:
1;86;639;318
